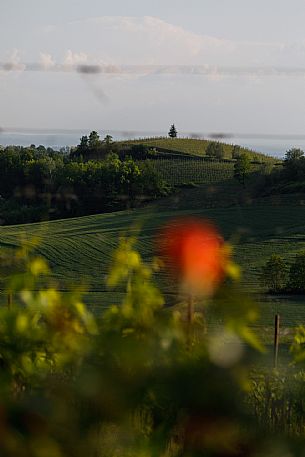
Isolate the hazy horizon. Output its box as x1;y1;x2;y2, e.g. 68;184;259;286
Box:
2;0;305;136
2;129;305;158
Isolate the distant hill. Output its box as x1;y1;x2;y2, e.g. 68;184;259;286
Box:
119;137;279;163
0;136;302;346
116;137;281;188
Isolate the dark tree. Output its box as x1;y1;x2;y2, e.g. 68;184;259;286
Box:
79;136;89;153
288;252;305;292
36;145;46;154
71;135;89;159
234;153;251;187
232;145;241;159
130;144;150;160
283;148;305;181
285;148;304;162
88;131;101;150
214;142;224;160
80;136;88;148
206;142;224;159
205;142;214;157
168;124;178;138
103;135;113;146
260;255;287;293
102;135;114;154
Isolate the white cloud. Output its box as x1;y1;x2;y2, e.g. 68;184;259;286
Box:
8;49;22;64
4;49;26;71
59;15;305;72
39;52;56;69
64;50;88;66
3;14;305;137
38;16;305;71
84;16;232;64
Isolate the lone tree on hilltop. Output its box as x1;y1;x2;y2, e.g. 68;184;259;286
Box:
260;255;287;293
168;124;178;138
234;153;251;187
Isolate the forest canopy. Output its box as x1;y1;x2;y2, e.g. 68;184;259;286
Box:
0;142;170;225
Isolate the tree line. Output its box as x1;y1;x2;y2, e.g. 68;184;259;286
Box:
0;129;263;225
263;147;305;192
0;143;170;225
261;252;305;293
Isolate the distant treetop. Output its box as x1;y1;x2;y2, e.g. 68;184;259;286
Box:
285;148;304;162
168;124;178;138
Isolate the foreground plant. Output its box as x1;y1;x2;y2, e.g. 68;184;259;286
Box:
0;220;303;456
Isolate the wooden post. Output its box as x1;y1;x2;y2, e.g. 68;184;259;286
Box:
7;292;12;310
273;314;280;369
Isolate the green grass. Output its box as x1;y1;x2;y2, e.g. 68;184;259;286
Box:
141;158;236;186
122;137;278;163
124;137;280;188
0;138;298;350
0;203;304;293
139;158;266;186
1;201;305;337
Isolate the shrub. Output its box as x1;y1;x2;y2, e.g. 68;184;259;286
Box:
206;141;225;159
0;222;304;455
288;252;305;292
260;255;287;293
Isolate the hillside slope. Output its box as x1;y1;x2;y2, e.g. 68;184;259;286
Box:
1;186;305;344
0;139;300;344
0;194;304;294
122;137;279;163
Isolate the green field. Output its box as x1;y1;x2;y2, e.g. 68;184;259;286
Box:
126;137;281;187
140;158;236;186
139;158;268;186
1;198;305;345
0;138;300;353
123;137;279;162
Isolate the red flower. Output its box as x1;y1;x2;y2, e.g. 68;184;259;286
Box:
159;218;227;295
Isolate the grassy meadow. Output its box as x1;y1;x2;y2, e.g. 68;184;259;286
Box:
1;198;305;345
123;137;279;162
0;139;302;350
139;158;236;186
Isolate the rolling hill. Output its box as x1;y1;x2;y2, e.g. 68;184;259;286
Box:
121;137;279;162
0;192;305;345
121;137;281;188
0;138;301;349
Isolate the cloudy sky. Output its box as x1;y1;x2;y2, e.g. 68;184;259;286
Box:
2;0;305;136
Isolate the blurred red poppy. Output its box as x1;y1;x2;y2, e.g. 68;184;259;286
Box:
159;218;228;295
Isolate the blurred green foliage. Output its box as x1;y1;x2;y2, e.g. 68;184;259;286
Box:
0;233;303;456
0;145;170;225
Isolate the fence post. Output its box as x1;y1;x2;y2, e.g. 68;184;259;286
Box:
273;314;280;369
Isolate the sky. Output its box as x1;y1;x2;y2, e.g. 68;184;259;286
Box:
2;0;305;136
